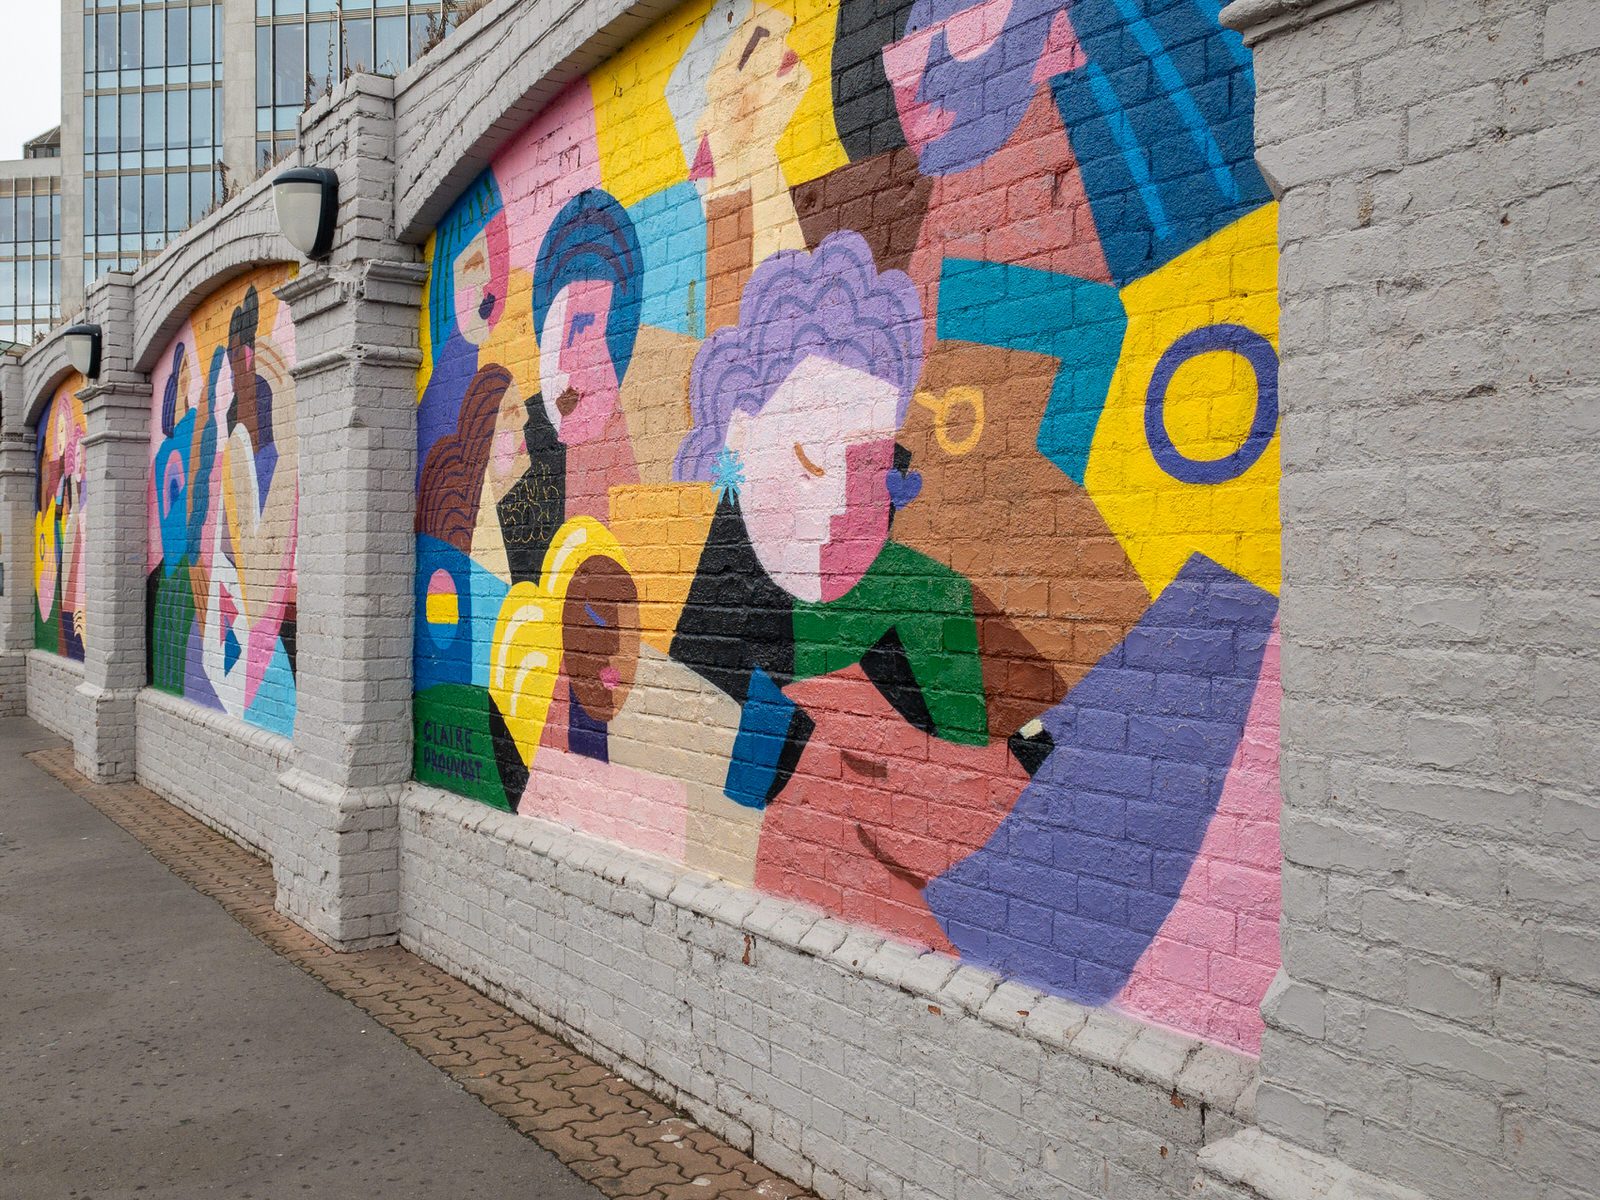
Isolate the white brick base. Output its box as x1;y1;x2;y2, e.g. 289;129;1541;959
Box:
26;650;86;744
399;784;1259;1200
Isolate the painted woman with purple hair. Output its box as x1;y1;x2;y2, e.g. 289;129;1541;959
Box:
669;232;989;810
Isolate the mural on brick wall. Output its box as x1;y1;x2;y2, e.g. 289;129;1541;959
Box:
415;0;1281;1051
34;372;89;661
146;265;300;737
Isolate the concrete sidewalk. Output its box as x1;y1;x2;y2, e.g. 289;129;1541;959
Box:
0;716;601;1200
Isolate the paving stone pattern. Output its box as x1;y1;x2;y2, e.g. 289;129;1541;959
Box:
27;745;809;1200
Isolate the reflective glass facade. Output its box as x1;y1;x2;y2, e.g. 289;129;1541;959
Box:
81;2;227;287
0;175;63;346
254;0;454;169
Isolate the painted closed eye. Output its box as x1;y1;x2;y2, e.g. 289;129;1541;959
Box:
793;443;825;478
943;0;1013;61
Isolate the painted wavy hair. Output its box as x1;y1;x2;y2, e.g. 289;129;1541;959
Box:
672;231;924;483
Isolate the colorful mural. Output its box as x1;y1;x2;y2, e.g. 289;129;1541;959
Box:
146;265;301;738
415;0;1281;1051
34;373;88;661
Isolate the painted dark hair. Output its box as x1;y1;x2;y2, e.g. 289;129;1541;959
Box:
531;189;644;383
416;364;515;552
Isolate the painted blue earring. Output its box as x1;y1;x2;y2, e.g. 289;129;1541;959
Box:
712;446;746;500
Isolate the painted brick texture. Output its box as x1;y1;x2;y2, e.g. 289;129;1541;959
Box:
144;264;301;739
410;0;1286;1062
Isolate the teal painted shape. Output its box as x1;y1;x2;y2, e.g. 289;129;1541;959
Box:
244;638;297;738
935;259;1127;485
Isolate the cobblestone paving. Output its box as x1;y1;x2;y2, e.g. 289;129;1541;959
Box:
28;748;810;1200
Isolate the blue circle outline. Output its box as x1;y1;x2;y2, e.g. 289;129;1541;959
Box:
1144;324;1279;485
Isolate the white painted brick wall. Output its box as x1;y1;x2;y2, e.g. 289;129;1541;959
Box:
26;650;86;744
135;689;292;860
400;782;1258;1200
1222;0;1600;1197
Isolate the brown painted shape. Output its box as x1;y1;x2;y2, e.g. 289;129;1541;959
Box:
615;325;701;485
705;190;754;335
891;341;1148;738
791;147;931;274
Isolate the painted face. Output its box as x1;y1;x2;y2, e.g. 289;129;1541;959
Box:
689;0;811;193
731;355;901;603
451;221;504;346
882;0;1073;175
538;278;619;446
489;377;532;494
754;666;1027;949
562;556;641;724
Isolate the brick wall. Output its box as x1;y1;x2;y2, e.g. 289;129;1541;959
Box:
410;0;1286;1062
401;782;1258;1200
26;648;84;742
1232;0;1600;1197
143;264;301;739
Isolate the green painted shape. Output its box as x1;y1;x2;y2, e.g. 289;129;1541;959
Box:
151;565;195;695
414;683;511;810
792;541;988;745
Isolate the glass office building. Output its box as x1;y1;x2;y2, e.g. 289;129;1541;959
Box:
62;0;454;310
255;0;457;170
0;132;64;349
80;3;227;287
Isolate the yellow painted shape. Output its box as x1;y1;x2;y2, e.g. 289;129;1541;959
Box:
770;0;848;188
608;482;719;653
417;231;437;402
590;0;713;208
34;499;57;610
425;590;459;625
1083;203;1281;598
477;267;540;403
490;518;631;769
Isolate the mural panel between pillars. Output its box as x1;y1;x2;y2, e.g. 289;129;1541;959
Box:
145;265;303;740
32;373;89;665
413;0;1282;1054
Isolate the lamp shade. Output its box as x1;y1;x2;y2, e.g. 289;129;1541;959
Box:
63;323;102;380
273;167;339;259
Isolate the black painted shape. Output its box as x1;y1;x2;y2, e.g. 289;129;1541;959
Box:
860;625;936;736
498;390;567;585
832;0;915;161
1007;723;1056;778
669;494;795;704
767;704;816;804
487;699;527;813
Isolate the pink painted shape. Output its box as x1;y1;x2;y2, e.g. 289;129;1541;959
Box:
516;748;688;863
1115;623;1281;1054
818;438;895;603
495;80;603;274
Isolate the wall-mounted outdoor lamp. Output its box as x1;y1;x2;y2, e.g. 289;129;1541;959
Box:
273;167;340;260
63;324;102;380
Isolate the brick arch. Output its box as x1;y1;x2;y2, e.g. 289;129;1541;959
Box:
19;337;82;433
390;0;664;243
130;173;297;375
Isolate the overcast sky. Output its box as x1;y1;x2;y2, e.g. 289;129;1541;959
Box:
0;5;62;159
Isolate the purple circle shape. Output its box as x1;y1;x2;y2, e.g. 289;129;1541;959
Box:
1144;324;1279;485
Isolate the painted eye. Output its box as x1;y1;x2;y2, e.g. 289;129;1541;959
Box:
944;0;1013;61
